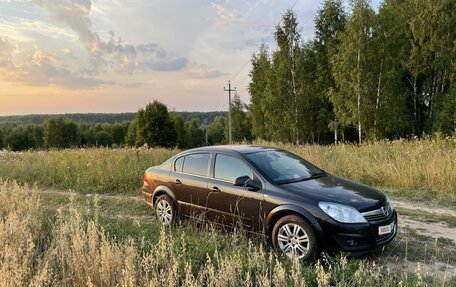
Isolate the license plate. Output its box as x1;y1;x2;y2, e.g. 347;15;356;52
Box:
378;222;393;235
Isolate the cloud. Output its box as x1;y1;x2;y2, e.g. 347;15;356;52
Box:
0;36;21;79
30;0;187;72
31;49;58;66
123;82;145;89
62;48;72;55
182;63;225;79
211;2;246;27
0;36;14;59
0;37;114;89
31;0;99;54
19;54;116;88
143;57;189;72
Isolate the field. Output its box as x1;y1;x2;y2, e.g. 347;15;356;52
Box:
0;138;454;204
0;139;455;286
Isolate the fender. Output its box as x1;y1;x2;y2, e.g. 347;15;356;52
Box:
265;204;323;236
151;185;176;206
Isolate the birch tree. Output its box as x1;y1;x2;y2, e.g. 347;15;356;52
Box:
314;0;346;143
332;0;376;143
249;44;271;140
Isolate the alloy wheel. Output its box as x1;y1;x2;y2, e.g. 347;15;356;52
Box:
277;223;309;259
156;199;173;226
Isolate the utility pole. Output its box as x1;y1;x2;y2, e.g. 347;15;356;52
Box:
224;80;236;145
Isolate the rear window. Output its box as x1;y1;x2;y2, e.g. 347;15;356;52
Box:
174;156;184;172
182;153;210;177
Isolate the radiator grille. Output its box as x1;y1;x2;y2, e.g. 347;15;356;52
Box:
362;202;393;223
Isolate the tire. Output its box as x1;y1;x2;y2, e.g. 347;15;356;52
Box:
155;194;176;226
272;215;318;261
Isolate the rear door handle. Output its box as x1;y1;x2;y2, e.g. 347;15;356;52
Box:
175;179;182;185
211;186;220;192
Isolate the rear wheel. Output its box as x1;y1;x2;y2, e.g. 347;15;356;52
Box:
155;194;176;226
272;215;318;261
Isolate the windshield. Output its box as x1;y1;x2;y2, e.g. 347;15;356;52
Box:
245;150;325;184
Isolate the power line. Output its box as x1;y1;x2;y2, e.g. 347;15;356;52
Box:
217;0;444;134
230;0;300;84
224;80;236;144
214;0;301;113
232;1;319;102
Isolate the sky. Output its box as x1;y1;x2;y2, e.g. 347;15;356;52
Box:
0;0;381;115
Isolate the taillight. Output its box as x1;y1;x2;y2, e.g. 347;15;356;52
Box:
143;174;150;187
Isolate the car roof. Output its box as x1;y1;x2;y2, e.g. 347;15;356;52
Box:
177;145;277;156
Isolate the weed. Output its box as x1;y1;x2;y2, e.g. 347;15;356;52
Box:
0;181;453;286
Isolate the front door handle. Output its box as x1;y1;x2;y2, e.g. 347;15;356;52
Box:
175;179;182;185
211;186;220;192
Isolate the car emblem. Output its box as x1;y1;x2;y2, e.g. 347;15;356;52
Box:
381;206;389;216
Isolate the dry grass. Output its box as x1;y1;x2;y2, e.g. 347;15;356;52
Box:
0;138;456;205
1;181;449;286
0;138;454;204
0;181;44;286
0;147;177;194
255;138;456;205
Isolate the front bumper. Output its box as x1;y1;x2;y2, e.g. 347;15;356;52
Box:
318;210;398;256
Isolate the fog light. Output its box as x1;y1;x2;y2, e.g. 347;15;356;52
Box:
346;239;358;247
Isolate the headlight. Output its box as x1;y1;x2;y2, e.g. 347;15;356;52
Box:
318;202;367;223
386;195;394;211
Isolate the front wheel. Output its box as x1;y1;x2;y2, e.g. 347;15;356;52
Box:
155;194;176;226
272;215;318;261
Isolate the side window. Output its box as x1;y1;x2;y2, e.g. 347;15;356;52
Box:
174;156;184;172
214;154;253;183
182;153;210;176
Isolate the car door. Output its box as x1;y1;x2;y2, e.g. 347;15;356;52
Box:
206;153;264;231
170;153;211;218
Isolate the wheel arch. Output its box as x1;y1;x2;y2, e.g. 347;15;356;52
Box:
265;204;323;237
152;185;176;207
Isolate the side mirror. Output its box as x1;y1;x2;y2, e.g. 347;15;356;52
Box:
234;176;261;191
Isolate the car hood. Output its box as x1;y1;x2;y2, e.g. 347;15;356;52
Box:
280;174;386;211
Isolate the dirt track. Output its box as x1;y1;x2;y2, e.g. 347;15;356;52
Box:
389;199;456;278
399;216;456;243
393;200;456;218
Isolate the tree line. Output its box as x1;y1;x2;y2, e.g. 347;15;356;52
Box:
0;100;251;151
249;0;455;144
0;120;129;151
0;111;227;125
0;113;136;125
1;0;454;151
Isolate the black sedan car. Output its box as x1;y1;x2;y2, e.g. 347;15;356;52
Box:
141;145;397;261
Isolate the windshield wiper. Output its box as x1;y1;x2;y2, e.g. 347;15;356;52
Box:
276;172;327;185
308;172;327;179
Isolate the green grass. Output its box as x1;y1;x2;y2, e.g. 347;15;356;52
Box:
2;181;454;286
43;189;456;286
39;188;456;268
1;139;455;205
256;139;456;206
0;147;178;194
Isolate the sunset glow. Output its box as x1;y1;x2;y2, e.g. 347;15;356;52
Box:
0;0;380;115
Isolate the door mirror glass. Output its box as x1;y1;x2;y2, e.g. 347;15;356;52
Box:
234;175;250;186
234;176;261;191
